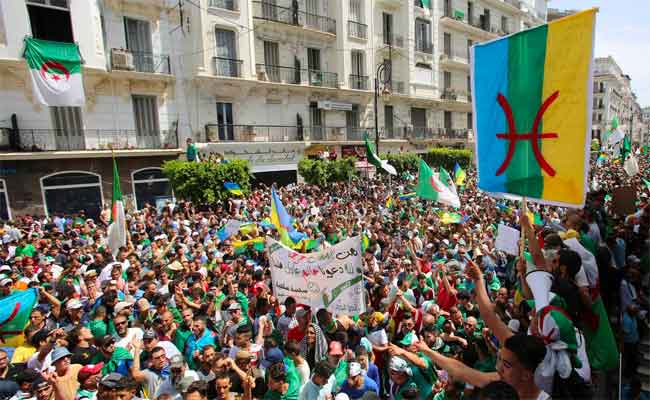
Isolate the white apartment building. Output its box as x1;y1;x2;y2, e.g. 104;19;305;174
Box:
0;0;545;217
592;56;642;144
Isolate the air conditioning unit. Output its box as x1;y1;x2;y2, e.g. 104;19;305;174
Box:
111;48;135;71
256;64;268;81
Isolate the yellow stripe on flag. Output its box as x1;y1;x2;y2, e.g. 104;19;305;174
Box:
541;9;595;205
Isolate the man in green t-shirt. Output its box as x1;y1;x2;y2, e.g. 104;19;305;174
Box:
186;138;198;162
263;360;300;400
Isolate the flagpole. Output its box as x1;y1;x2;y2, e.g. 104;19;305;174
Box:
520;196;528;257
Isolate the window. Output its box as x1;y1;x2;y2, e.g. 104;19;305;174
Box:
501;16;508;33
0;180;11;221
132;95;160;148
350;51;366;89
382;13;393;45
443;33;451;56
309;102;324;140
444;71;451;89
349;0;362;22
41;171;103;220
444;111;452;130
346;105;360;137
216;102;234;140
26;0;73;42
215;28;238;76
51;106;84;150
443;0;451;16
132;168;172;210
467;112;473;130
467;2;474;22
307;48;321;71
384;105;394;138
264;41;280;81
125;18;153;72
415;19;431;52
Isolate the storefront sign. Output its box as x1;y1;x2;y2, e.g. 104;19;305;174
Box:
317;101;353;111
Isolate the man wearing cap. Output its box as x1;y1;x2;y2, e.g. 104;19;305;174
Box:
141;329;180;365
76;363;103;400
338;361;379;399
97;373;122;400
263;361;300;400
386;356;416;400
46;347;83;400
92;335;133;376
157;354;199;399
62;298;88;331
31;378;54;400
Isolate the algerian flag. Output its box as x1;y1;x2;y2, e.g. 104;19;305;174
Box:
364;134;397;175
107;156;126;256
620;135;632;161
416;159;460;208
438;166;457;194
606;116;625;146
23;37;85;106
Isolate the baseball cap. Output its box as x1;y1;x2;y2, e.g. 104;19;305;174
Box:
99;373;123;389
261;347;284;369
78;363;103;382
348;362;362;377
50;347;72;363
143;330;157;340
328;341;344;357
227;302;241;311
114;301;134;314
31;378;51;391
389;356;412;376
0;265;11;273
95;334;116;348
170;354;185;369
66;299;83;310
0;278;12;287
235;350;253;361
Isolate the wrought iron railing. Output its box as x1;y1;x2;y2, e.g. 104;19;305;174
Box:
127;50;171;74
13;129;179;152
349;74;369;90
414;41;433;54
257;64;338;88
252;1;336;34
205;124;304;142
348;20;368;39
213;57;243;77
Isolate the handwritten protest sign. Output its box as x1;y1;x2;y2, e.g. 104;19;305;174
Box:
267;236;365;316
495;224;520;256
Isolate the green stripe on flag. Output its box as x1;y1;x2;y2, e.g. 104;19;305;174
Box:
24;38;82;73
506;26;547;198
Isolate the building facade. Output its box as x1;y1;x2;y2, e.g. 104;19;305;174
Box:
0;0;546;218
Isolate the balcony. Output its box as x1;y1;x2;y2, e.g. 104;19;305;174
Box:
309;127;369;141
439;14;498;40
415;41;433;54
208;0;238;11
252;1;336;35
349;74;369;90
441;88;458;101
257;64;338;88
205;124;303;142
381;126;409;139
440;48;469;69
412;126;437;140
348;20;368;40
213;57;243;77
440;128;471;139
13;129;179;152
111;49;171;75
388;81;407;95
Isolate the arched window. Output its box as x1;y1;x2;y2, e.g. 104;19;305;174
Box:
131;167;172;210
0;180;11;221
41;171;103;220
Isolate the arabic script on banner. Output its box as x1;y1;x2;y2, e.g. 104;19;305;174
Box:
267;236;365;316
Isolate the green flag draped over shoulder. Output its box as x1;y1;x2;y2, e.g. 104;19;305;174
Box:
23;37;85;106
364;133;397;175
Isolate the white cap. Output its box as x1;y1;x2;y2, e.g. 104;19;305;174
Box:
348;362;362;377
0;278;12;286
66;299;83;310
114;301;134;314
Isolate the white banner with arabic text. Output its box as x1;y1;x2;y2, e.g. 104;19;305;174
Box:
267;236;365;316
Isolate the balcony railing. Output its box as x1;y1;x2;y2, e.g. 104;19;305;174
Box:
441;88;458;100
348;20;368;40
388;81;406;95
205;124;304;142
111;49;171;74
415;41;433;54
440;128;471;139
440;47;469;63
13;129;179;152
258;64;338;88
349;74;369;90
252;1;336;35
208;0;238;11
213;57;243;77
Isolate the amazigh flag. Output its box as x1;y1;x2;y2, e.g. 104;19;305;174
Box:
271;187;305;246
224;182;243;196
385;196;393;209
364;133;397;175
233;237;265;254
439;212;470;224
107;156;126;256
23;37;85;106
472;9;595;208
0;288;37;347
217;219;242;241
398;192;416;201
454;162;466;186
416;159;460;208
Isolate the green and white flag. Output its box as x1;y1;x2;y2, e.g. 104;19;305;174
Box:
416;159;460;208
364;133;397;175
23;37;85;106
107;156;126;256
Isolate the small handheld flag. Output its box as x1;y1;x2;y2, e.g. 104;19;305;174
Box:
454;162;466;186
224;182;243;196
415;159;460;208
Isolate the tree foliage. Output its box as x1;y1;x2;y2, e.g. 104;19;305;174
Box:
162;160;251;205
298;158;358;186
423;148;473;170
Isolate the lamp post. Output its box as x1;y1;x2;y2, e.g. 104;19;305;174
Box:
373;46;392;153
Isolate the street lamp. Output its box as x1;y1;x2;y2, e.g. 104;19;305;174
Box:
374;52;392;153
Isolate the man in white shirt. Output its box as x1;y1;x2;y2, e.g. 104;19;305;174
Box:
112;314;143;354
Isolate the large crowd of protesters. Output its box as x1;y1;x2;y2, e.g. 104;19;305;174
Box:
0;151;647;400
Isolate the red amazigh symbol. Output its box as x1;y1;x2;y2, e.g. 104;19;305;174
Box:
495;91;560;177
0;303;22;343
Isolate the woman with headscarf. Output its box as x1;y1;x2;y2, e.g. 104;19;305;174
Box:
299;323;328;370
